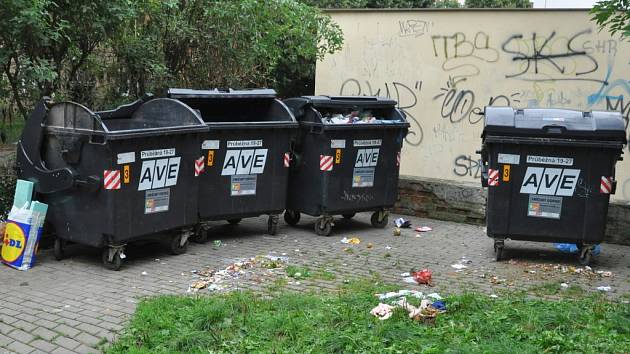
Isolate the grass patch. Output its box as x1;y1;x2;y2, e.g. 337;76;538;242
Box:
529;281;586;297
108;280;630;354
314;270;336;280
286;265;311;279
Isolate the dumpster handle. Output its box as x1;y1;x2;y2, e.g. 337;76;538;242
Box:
16;98;78;194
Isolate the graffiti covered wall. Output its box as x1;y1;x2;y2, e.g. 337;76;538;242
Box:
315;9;630;202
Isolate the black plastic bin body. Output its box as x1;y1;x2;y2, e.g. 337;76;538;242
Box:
481;107;626;263
16;97;207;249
168;88;298;232
283;96;409;234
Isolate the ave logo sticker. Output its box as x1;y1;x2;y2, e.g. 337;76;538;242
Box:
520;167;580;196
355;149;379;167
138;157;181;191
222;149;268;176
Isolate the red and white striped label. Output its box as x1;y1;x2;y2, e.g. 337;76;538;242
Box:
600;176;612;194
488;169;499;186
396;151;401;167
195;156;205;176
103;170;121;190
283;152;291;168
320;155;333;171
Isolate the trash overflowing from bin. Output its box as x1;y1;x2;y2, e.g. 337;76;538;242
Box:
371;289;446;324
322;109;404;125
188;255;289;293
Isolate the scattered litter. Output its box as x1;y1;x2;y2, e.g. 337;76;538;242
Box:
394;218;411;228
187;255;288;293
489;294;499;298
560;283;569;289
403;277;417;284
513;261;615;279
371;291;446;324
370;303;395;320
451;264;468;271
212;240;222;249
596;286;611;292
411;269;433;286
554;243;601;256
415;226;432;232
393;228;401;236
415;234;421;238
426;293;442;300
431;301;446;311
597;271;613;277
385;246;392;250
376;289;424;300
400;272;410;277
340;237;361;244
141;271;147;276
367;242;373;249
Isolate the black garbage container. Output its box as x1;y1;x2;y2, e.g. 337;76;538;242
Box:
480;107;626;265
167;88;298;238
16;96;207;269
283;96;409;236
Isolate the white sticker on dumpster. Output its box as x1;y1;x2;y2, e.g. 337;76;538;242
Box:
497;153;520;165
117;152;135;165
353;167;375;187
202;140;220;150
526;155;573;166
138;157;181;191
227;140;263;148
527;194;562;219
331;140;346;149
145;188;170;214
355;149;379;167
231;175;257;196
141;148;176;159
353;139;382;147
520;167;580;196
222;149;267;176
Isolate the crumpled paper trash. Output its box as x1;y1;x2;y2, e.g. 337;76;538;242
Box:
370;303;395;320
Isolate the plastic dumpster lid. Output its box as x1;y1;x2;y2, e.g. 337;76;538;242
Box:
483;106;627;142
297;95;398;108
167;88;276;99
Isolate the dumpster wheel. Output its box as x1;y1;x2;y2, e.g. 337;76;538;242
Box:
227;219;242;225
53;238;66;261
370;211;389;229
315;217;333;236
267;215;279;235
342;213;356;220
284;210;301;226
102;247;124;271
191;225;208;244
169;233;189;255
494;240;505;261
578;247;593;266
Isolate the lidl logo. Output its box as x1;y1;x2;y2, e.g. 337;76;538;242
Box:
2;222;26;262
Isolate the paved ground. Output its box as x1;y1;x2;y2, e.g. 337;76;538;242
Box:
0;213;628;354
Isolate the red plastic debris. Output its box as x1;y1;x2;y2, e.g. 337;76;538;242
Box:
412;269;432;285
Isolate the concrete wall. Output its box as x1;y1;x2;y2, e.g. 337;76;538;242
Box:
316;9;630;203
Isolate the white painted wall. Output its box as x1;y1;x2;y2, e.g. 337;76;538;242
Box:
316;9;630;202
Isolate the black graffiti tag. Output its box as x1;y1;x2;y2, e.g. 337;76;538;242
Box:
502;29;600;82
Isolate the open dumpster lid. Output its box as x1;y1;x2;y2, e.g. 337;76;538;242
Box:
168;88;277;99
483;106;627;143
295;95;398;108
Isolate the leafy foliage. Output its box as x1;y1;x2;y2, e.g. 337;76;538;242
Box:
591;0;630;39
0;0;343;125
465;0;532;7
301;0;435;8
